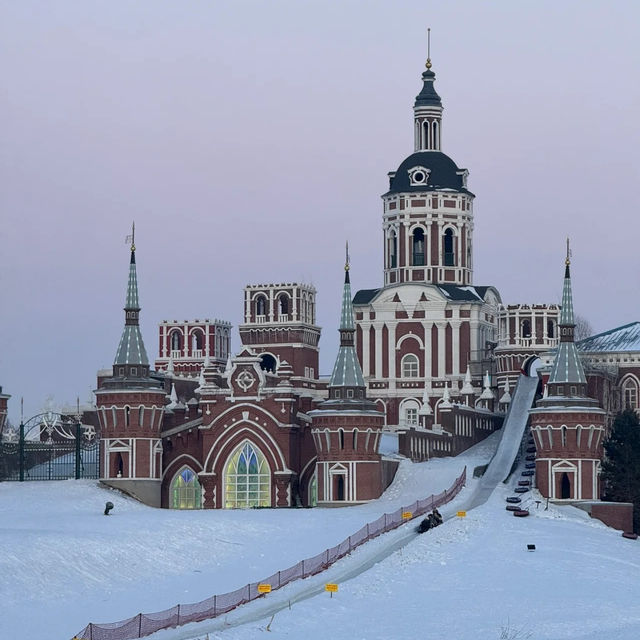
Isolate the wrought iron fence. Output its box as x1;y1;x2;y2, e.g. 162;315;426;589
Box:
72;467;466;640
0;411;99;481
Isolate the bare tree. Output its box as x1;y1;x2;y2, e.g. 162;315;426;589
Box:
574;314;593;341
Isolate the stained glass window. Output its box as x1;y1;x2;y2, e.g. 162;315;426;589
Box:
224;442;271;508
171;467;202;509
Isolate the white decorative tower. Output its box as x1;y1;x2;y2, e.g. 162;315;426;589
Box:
382;48;474;287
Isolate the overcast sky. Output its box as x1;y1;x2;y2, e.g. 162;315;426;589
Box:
1;1;639;423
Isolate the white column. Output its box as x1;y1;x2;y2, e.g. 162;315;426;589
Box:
374;323;383;380
452;321;461;376
268;289;275;322
388;323;397;385
436;322;446;378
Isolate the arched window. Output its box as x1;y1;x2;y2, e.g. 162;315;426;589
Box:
170;331;182;352
352;429;358;450
412;228;425;266
256;296;267;317
171;467;202;509
279;295;289;316
138;406;144;427
260;353;277;373
522;319;532;338
433;121;439;150
623;377;639;410
224;442;271;508
191;332;203;351
444;228;455;266
111;406;117;428
402;354;419;378
561;425;567;447
124;406;130;427
401;399;420;426
389;230;397;268
547;320;555;339
308;473;317;507
422;120;430;149
339;429;345;450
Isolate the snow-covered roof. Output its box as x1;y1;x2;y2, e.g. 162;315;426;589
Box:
577;322;640;353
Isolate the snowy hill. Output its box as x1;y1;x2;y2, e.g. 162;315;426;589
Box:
1;432;639;639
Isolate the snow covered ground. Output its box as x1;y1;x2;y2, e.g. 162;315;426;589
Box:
2;431;639;639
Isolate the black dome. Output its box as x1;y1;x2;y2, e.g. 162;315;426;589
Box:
386;151;472;196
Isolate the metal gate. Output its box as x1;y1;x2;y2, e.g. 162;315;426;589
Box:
0;411;99;481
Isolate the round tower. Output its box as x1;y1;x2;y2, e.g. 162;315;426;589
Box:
310;249;385;505
95;229;166;507
529;244;606;501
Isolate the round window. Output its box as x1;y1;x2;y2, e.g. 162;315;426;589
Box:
412;171;425;183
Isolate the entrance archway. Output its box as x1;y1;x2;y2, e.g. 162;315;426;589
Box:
561;472;571;499
522;355;542;377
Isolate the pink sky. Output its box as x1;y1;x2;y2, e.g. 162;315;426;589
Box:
1;1;639;423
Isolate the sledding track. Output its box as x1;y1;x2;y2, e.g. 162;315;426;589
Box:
156;374;539;640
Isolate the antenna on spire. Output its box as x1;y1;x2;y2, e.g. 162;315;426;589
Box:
565;237;571;266
426;28;432;69
345;241;350;271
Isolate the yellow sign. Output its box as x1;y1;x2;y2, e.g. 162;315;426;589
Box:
257;583;272;594
325;583;339;593
457;511;467;518
402;511;413;520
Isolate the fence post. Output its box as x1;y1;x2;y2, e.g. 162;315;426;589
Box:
366;524;369;539
177;604;181;626
247;584;251;602
89;623;93;640
214;595;217;618
278;570;281;588
138;613;142;637
19;420;24;482
325;549;329;567
301;560;305;577
75;420;82;480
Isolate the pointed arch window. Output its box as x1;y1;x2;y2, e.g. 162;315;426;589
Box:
412;228;425;266
224;442;271;508
279;295;289;317
171;467;202;509
443;228;455;266
433;121;439;150
623;377;639;410
138;406;144;427
339;429;345;450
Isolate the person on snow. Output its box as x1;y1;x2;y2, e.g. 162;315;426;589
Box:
417;516;431;533
433;508;443;526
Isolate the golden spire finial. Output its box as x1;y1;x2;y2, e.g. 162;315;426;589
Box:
565;237;571;266
345;241;350;271
425;28;432;69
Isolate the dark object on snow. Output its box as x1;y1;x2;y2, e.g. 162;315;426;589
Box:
525;462;536;469
527;544;536;551
506;505;521;512
432;508;443;526
522;470;535;476
525;454;536;461
518;480;531;486
417;517;431;534
514;487;529;494
526;446;536;453
622;532;638;540
514;509;530;517
506;497;521;504
104;501;114;516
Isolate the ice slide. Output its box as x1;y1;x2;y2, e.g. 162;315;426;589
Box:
467;373;539;509
154;376;540;640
